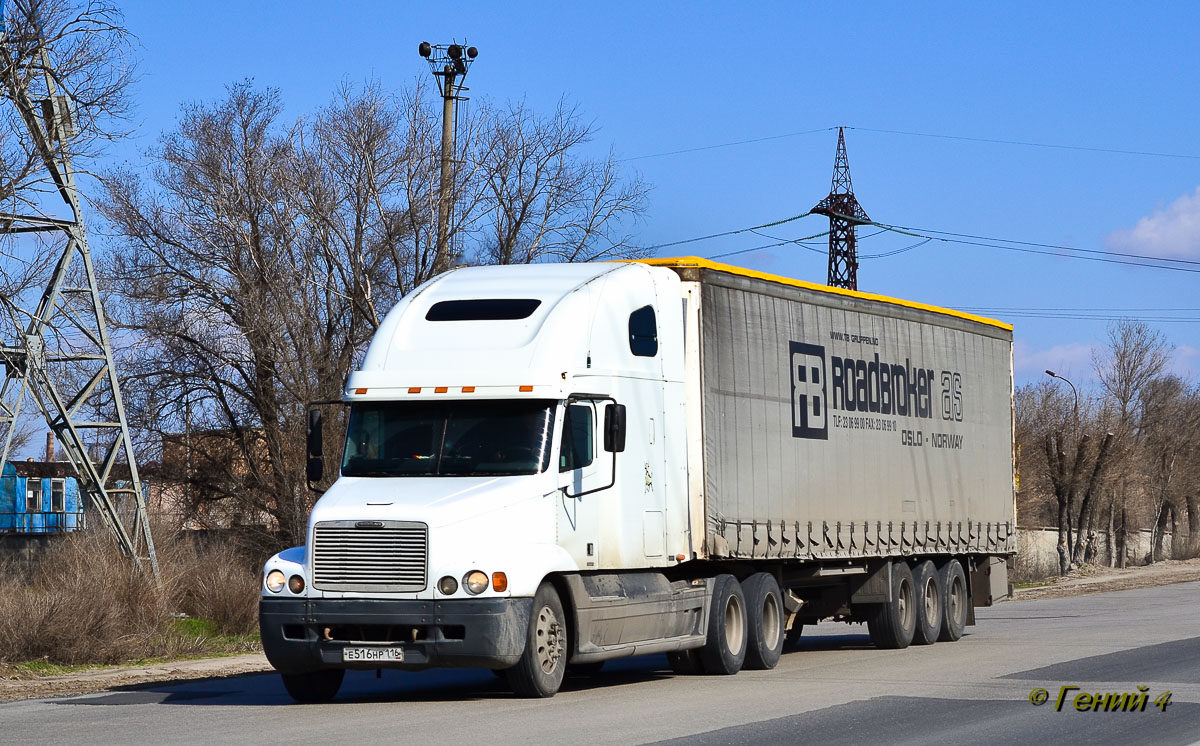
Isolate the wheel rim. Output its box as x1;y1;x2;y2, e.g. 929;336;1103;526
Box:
898;578;914;629
922;576;939;628
725;594;745;656
534;603;564;675
761;593;781;648
949;575;966;625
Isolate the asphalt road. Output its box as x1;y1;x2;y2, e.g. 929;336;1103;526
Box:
4;582;1199;745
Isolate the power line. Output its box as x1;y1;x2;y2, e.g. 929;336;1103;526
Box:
845;126;1200;161
642;211;813;252
647;209;1199;274
622;127;834;162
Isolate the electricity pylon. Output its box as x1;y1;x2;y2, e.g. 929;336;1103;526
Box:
812;127;870;290
0;33;158;576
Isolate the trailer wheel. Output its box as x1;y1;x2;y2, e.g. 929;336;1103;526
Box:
666;647;706;675
866;561;916;649
912;560;942;645
701;574;747;675
937;559;968;642
280;669;344;704
741;573;784;670
506;582;568;698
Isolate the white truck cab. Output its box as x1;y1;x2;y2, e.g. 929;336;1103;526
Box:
261;261;698;701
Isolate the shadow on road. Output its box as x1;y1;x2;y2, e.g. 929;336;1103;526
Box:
56;632;912;708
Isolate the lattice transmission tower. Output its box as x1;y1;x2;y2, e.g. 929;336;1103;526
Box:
0;18;158;576
812;127;870;290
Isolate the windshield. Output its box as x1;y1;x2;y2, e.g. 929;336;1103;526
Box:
342;400;555;477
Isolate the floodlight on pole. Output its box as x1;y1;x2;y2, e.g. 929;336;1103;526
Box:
418;40;479;275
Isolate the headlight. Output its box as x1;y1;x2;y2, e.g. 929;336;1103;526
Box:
438;576;459;595
288;575;305;594
463;570;489;595
265;569;286;593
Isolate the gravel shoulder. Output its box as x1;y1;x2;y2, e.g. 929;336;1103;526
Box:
4;558;1199;703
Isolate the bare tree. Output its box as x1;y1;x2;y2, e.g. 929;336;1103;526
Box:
98;83;376;547
0;0;133;206
474;98;648;265
98;80;649;548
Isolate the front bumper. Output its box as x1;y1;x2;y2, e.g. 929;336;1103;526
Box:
259;597;532;674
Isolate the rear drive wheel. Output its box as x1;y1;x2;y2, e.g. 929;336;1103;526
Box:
280;669;344;704
506;583;568;698
912;560;943;645
741;573;784;670
937;559;968;642
866;561;916;649
701;574;747;675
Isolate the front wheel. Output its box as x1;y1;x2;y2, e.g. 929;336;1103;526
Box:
281;669;344;704
506;583;568;698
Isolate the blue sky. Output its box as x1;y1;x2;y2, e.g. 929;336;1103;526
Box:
107;1;1200;388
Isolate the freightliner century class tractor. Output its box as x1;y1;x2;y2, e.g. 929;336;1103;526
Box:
260;257;1015;702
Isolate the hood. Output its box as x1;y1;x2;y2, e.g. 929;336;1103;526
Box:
309;473;553;530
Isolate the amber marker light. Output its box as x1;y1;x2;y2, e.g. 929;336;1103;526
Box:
519;385;533;392
354;388;368;395
492;572;508;592
435;386;448;393
408;387;422;394
462;386;476;393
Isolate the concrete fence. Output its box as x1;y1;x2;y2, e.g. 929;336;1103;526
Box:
1015;526;1187;580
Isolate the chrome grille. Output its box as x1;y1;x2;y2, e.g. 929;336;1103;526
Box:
312;520;428;592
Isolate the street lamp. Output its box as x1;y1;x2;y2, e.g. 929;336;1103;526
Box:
418;40;479;275
1044;369;1079;428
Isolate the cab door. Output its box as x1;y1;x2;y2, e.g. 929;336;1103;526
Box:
556;399;612;568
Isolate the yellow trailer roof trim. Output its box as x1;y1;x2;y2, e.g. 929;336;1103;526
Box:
635;256;1012;332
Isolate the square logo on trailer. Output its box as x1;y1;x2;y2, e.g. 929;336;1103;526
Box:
790;341;827;440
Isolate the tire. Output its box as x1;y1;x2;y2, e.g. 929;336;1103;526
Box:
506;582;568;698
280;669;344;703
937;559;968;642
741;573;784;670
666;647;706;675
866;560;916;650
912;560;942;646
700;574;747;675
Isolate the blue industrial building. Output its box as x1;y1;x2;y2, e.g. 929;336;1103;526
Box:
0;460;84;534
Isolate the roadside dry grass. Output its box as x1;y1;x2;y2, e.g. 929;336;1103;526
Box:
0;528;262;668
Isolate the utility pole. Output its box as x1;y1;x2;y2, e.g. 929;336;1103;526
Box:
419;40;478;275
0;13;159;577
812;127;870;290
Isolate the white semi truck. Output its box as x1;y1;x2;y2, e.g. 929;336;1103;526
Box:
260;257;1015;702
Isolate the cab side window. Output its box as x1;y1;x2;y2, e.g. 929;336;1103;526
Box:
559;404;594;472
629;306;658;357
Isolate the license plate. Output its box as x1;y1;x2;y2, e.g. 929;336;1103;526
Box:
342;646;404;662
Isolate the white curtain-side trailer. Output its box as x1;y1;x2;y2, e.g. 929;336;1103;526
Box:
260;257;1016;701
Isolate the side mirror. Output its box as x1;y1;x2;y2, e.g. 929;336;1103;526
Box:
604;403;626;453
306;408;324;483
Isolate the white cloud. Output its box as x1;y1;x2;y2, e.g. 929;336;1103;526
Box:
1106;187;1200;259
1013;340;1096;383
